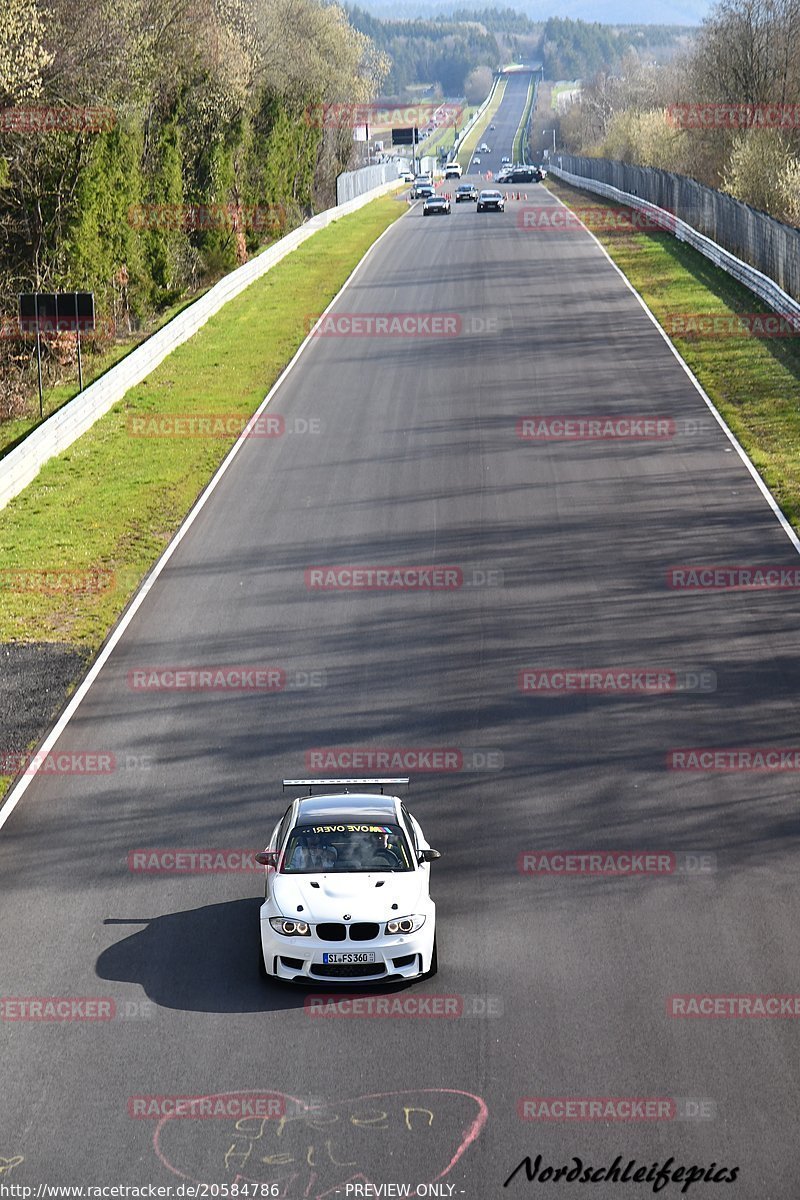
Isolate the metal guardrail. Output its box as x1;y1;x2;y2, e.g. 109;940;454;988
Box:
516;78;538;165
552;153;800;303
549;165;800;327
336;161;402;206
0;177;403;512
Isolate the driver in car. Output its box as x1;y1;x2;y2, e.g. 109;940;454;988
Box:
365;829;402;869
289;832;337;871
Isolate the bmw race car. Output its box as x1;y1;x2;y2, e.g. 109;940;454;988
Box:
257;779;440;984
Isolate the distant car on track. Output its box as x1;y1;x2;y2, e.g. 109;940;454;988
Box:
455;183;479;202
423;194;451;215
411;182;435;199
444;162;462;179
257;779;441;984
473;156;481;166
477;189;505;212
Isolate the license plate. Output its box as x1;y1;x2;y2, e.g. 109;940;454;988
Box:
322;952;376;965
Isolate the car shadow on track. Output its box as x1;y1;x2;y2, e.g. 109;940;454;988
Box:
96;899;423;1014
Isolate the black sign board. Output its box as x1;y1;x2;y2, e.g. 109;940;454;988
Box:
17;291;96;412
392;127;418;146
19;292;95;335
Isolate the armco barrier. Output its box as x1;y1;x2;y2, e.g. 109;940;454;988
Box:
0;177;402;512
336;161;402;206
548;164;800;328
551;154;800;302
515;77;538;165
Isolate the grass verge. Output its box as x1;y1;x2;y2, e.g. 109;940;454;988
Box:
545;176;800;533
0;192;406;649
0;190;407;793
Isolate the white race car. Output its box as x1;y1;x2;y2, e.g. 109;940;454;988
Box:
257;779;440;984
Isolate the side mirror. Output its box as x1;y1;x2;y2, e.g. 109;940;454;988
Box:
255;851;277;868
419;848;441;863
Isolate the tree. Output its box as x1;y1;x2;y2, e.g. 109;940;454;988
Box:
722;127;800;220
464;65;493;104
0;0;52;103
692;0;800;106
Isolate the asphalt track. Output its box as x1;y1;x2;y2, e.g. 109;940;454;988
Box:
2;73;800;1198
465;71;531;176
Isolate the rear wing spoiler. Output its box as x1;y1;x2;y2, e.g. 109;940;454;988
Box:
282;777;410;795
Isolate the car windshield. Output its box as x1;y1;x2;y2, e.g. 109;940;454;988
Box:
281;822;414;873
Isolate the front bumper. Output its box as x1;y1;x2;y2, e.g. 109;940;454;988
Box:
260;917;435;985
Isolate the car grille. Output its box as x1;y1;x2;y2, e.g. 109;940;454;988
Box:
349;923;380;941
315;923;347;941
311;963;387;978
314;922;380;941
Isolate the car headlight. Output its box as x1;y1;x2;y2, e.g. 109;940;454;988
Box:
269;917;311;936
385;915;426;935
